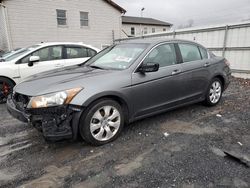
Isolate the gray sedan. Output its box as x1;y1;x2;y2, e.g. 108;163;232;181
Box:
7;39;231;145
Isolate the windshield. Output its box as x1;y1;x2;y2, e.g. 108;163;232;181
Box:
1;51;12;58
1;48;23;59
4;45;40;61
85;43;149;70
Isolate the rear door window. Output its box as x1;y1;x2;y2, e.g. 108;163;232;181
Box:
199;46;208;59
66;46;88;59
88;48;97;57
179;43;201;62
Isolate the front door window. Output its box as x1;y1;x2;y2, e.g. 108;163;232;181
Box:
144;43;177;68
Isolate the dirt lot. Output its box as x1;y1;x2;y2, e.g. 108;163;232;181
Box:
0;77;249;188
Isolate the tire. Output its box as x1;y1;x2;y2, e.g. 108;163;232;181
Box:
79;99;124;146
0;77;15;104
203;78;223;106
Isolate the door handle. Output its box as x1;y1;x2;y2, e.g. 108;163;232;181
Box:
172;69;181;75
204;62;210;67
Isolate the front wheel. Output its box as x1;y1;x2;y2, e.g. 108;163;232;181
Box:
79;99;124;146
204;78;222;106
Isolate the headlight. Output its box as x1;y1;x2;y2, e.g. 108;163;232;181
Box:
27;87;82;108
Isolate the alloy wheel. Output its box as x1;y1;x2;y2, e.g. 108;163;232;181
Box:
209;81;222;104
90;105;121;141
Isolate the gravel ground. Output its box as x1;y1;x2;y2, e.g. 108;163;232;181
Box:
0;77;249;188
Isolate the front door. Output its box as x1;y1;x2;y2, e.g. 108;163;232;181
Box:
131;43;184;119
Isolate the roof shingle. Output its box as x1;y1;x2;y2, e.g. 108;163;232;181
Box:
104;0;126;13
122;16;172;26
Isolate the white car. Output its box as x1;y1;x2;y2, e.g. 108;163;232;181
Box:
0;42;99;103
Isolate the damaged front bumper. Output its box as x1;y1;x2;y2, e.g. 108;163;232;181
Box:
7;95;83;141
7;95;30;123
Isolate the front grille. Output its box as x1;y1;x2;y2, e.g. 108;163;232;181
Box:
29;106;68;116
13;92;30;110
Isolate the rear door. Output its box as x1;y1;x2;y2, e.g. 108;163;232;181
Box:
63;45;97;67
177;43;210;102
131;43;184;118
18;45;64;81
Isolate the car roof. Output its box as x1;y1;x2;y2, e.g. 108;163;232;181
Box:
4;42;100;62
34;42;100;51
119;38;205;48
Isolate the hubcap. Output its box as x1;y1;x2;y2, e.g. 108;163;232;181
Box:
90;106;121;141
209;81;222;104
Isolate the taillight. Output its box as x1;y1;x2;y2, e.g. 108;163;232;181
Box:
225;59;230;67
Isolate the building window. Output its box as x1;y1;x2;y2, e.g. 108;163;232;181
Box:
131;27;135;35
80;12;89;26
152;28;156;33
163;28;167;32
56;9;67;26
144;27;148;34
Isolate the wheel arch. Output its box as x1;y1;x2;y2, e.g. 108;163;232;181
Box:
82;93;130;124
76;94;130;145
213;74;225;90
79;91;131;123
0;76;16;86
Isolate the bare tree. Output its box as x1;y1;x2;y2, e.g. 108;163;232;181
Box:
177;24;184;29
241;17;250;22
177;19;194;29
187;19;194;27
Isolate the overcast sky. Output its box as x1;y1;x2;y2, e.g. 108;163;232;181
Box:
114;0;250;28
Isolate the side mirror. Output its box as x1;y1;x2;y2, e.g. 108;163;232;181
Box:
138;63;159;73
28;56;40;67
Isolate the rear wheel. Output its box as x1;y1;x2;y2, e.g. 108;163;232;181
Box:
204;78;222;106
79;99;124;146
0;78;15;104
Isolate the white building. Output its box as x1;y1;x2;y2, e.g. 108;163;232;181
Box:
0;0;126;51
122;16;172;38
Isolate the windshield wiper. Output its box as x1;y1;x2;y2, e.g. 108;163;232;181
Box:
88;65;105;70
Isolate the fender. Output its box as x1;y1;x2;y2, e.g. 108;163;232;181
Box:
81;90;131;109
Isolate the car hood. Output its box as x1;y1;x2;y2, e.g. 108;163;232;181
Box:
14;65;115;96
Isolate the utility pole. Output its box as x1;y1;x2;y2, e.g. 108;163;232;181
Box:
140;8;145;37
141;7;145;17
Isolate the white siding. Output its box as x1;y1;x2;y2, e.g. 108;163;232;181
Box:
4;0;122;49
0;6;6;50
0;5;9;51
122;23;170;38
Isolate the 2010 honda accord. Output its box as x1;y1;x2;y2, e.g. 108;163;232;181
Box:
7;39;231;145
